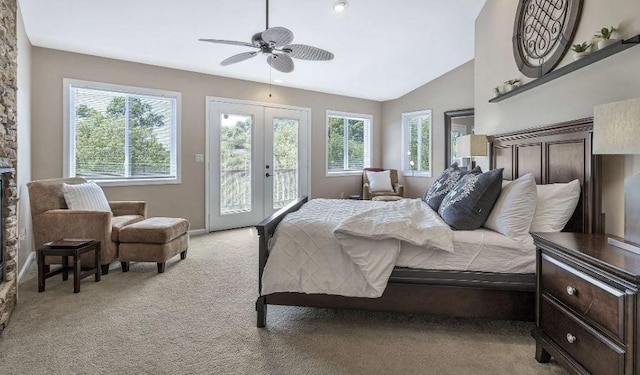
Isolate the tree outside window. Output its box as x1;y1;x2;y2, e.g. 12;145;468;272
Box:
326;111;371;174
66;81;180;184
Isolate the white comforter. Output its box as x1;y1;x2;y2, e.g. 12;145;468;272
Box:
261;199;453;298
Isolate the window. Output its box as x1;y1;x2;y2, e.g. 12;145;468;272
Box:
326;111;372;175
402;110;432;177
64;79;180;185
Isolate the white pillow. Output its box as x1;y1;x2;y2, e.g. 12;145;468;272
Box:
484;173;537;241
530;180;581;232
366;170;393;192
62;182;111;212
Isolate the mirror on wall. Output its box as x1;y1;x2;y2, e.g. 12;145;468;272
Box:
444;108;475;169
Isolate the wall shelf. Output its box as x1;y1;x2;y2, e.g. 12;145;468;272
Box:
489;35;640;103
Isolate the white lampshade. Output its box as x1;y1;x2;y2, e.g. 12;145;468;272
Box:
594;97;640;155
593;97;640;254
456;134;488;157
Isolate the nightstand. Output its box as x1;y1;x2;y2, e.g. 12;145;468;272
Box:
532;232;640;375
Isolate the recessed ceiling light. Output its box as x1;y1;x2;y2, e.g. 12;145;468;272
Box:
334;0;348;12
273;79;284;83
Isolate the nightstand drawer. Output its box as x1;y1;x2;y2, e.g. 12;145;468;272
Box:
541;254;625;340
541;297;624;375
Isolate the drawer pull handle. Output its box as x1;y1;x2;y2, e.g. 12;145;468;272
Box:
566;333;577;344
566;286;577;296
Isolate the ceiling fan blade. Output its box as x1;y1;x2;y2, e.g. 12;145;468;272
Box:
267;54;294;73
220;51;259;66
261;27;294;47
283;44;334;61
198;38;257;48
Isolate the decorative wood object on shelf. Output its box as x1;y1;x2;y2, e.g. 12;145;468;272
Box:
491;35;640;103
512;0;583;78
532;232;640;375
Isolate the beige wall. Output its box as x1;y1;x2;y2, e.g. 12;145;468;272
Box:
381;61;474;198
27;0;639;254
31;48;381;230
17;6;32;274
475;0;640;236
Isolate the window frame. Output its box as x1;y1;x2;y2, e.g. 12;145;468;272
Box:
63;79;182;186
401;109;432;178
325;110;373;176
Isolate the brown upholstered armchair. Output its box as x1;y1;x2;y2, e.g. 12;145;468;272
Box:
362;168;404;200
27;177;147;274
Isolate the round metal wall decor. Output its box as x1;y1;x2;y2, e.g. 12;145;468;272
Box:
512;0;583;78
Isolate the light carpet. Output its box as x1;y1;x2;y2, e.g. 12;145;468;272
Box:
0;228;566;374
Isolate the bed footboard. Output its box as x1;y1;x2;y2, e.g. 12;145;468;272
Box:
255;196;308;327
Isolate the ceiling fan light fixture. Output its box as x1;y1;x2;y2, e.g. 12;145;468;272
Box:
333;0;348;12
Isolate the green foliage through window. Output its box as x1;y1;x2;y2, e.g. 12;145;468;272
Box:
70;85;177;181
403;111;431;175
272;118;299;209
219;114;252;214
218;115;301;213
327;113;371;173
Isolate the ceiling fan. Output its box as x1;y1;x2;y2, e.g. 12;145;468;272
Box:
198;0;334;73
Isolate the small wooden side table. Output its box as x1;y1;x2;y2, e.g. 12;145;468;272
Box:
37;240;101;293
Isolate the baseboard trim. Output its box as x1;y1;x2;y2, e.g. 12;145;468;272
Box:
18;251;35;283
188;228;207;236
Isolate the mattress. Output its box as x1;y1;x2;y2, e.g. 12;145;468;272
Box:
262;198;453;297
397;228;536;274
262;198;535;298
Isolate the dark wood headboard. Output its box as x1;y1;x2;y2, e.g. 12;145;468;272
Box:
488;118;602;234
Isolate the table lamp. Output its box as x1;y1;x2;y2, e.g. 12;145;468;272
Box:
594;97;640;254
456;134;487;169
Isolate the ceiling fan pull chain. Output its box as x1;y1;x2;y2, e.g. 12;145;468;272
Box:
269;66;272;97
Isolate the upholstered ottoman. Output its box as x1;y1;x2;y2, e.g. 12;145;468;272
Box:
119;217;190;273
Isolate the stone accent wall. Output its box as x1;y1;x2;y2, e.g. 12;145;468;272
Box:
0;0;19;332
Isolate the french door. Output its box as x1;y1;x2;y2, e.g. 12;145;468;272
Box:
207;98;309;231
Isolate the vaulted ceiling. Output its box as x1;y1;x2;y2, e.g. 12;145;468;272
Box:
19;0;485;101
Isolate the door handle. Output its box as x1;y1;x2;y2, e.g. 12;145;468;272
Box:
266;173;271;177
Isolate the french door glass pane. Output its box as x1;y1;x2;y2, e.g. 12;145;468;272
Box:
272;118;299;209
220;113;252;215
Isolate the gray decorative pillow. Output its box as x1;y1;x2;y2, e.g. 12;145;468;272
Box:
438;168;504;230
422;163;480;211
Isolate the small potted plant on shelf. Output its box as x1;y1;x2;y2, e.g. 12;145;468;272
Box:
571;41;591;60
594;26;617;50
493;86;501;97
503;79;521;92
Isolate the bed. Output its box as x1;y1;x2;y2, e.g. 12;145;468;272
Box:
255;118;603;327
